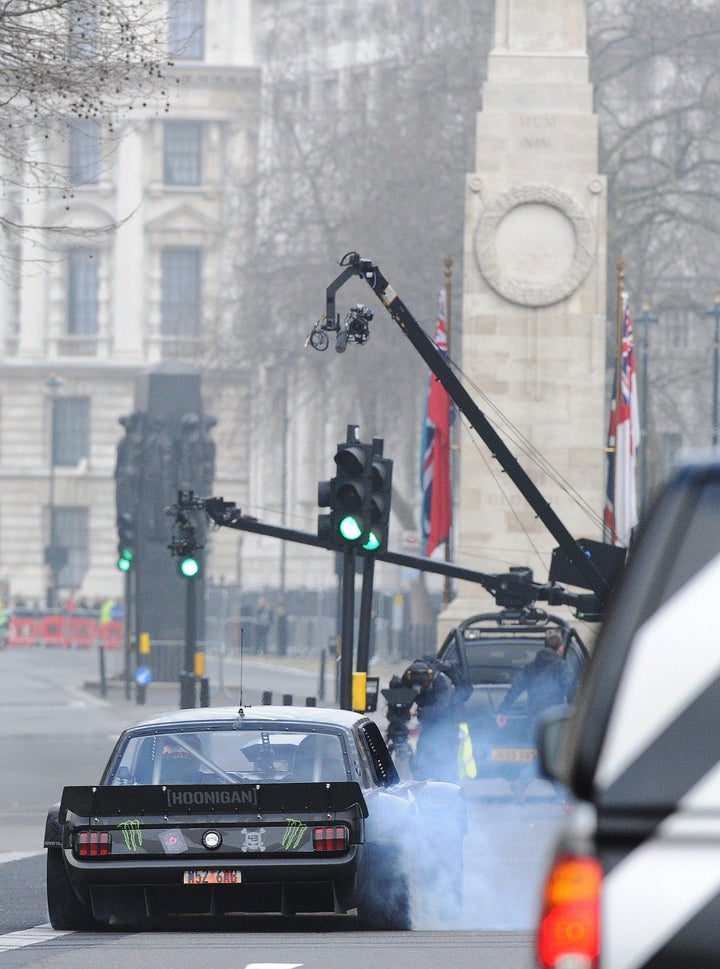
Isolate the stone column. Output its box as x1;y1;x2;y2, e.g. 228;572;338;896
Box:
444;0;606;631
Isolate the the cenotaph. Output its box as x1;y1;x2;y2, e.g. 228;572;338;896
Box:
443;0;607;630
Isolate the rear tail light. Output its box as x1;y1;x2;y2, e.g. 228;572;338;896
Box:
75;831;112;857
537;854;602;969
312;826;348;852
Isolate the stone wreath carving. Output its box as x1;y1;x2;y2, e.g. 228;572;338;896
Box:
474;184;596;307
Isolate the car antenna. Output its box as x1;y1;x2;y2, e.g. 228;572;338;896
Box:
237;627;246;717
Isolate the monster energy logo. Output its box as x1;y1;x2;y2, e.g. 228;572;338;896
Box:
118;819;143;852
281;818;307;850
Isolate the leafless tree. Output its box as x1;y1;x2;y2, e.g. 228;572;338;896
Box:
0;0;177;226
589;0;720;478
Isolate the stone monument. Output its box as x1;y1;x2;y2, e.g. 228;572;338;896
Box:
445;0;606;629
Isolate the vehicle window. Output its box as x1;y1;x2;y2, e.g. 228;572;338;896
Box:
462;639;540;684
106;728;348;785
358;721;399;787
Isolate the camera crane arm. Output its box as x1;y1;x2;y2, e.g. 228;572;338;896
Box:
165;493;599;619
324;252;612;606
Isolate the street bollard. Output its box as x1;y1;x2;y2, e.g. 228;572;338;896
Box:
179;672;196;709
199;676;210;708
98;640;107;698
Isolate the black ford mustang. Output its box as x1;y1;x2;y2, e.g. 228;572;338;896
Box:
45;705;466;930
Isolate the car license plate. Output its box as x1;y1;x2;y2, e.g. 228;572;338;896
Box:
183;869;242;885
491;747;537;762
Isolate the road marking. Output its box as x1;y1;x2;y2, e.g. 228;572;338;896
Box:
0;924;71;952
245;965;303;969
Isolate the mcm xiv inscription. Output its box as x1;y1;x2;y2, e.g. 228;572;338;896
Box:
166;787;259;809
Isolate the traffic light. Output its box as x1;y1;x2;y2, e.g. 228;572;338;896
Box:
317;477;337;549
117;546;133;572
333;441;373;547
178;552;200;578
116;512;136;572
318;439;374;550
365;456;393;553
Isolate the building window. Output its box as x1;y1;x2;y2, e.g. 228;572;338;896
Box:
168;0;205;60
53;397;90;467
52;507;89;591
67;248;99;335
164;122;202;185
161;247;202;336
69;120;101;185
67;2;98;59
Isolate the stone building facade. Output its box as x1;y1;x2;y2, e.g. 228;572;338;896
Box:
0;0;260;605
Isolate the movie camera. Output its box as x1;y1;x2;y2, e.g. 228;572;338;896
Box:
306;303;374;353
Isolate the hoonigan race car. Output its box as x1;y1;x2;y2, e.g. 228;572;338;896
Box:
45;705;466;930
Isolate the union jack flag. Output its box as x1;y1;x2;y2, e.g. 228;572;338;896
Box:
421;289;452;557
604;294;640;546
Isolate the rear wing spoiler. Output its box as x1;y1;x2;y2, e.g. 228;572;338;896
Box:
60;782;369;820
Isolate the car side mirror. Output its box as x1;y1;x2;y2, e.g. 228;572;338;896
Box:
538;708;570;783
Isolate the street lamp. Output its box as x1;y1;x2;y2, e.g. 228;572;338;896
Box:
45;374;63;609
706;294;720;447
635;300;658;512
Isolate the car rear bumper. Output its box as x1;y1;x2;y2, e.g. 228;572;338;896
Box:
65;848;362;920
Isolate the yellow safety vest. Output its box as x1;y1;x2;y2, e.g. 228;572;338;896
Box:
458;722;477;779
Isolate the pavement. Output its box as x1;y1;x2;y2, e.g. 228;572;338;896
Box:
80;650;402;726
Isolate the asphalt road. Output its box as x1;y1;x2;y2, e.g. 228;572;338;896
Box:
0;645;558;969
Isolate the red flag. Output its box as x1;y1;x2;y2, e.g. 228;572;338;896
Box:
421;290;452;556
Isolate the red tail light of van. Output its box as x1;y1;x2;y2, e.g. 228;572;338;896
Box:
537;854;602;969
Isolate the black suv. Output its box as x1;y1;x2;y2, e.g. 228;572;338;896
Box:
537;456;720;968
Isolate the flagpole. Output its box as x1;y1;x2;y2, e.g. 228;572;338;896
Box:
615;258;625;408
443;253;453;607
603;259;625;545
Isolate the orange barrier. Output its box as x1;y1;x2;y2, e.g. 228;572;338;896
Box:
68;617;100;649
39;615;67;647
8;616;39;647
7;614;124;649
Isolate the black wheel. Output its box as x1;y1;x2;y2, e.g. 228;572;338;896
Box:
357;846;413;930
46;848;96;930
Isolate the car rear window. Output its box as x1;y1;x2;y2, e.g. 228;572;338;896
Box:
462;638;543;684
107;727;348;786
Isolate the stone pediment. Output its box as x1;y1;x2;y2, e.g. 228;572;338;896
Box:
145;203;217;236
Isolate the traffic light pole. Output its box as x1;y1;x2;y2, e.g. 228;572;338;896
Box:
123;566;133;701
357;554;375;674
180;576;197;709
339;550;356;710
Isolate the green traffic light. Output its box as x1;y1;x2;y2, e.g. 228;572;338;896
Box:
117;548;133;572
338;515;363;542
179;556;200;578
363;531;380;552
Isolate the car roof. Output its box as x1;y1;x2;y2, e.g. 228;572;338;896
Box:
122;705;367;734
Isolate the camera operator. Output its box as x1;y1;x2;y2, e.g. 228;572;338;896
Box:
398;658;471;783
